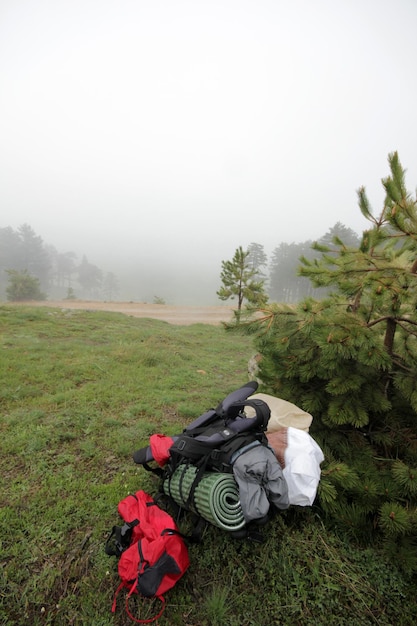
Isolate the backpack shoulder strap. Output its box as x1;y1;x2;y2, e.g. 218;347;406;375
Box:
224;398;270;432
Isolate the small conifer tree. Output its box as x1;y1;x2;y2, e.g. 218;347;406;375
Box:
217;246;268;313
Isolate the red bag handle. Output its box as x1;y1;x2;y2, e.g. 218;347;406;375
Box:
112;581;166;624
125;592;166;624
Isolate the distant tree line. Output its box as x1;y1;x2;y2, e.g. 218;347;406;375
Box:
1;221;360;303
217;222;361;308
0;224;119;301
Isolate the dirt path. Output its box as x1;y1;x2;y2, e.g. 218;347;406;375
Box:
22;300;236;326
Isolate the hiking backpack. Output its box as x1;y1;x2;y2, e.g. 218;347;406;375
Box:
132;382;280;536
106;490;189;624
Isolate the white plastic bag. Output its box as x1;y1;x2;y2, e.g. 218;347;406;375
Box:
284;427;324;506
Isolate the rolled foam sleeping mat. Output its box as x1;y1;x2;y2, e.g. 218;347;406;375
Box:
163;465;246;532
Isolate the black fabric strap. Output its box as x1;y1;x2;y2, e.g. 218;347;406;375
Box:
105;519;139;557
143;462;165;477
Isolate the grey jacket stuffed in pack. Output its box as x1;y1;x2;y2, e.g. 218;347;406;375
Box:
232;444;289;522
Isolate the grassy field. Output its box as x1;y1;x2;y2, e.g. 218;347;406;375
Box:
1;304;416;625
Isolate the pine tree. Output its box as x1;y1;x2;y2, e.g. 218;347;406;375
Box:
217;246;268;312
229;153;417;571
269;241;315;302
77;255;103;298
247;242;268;279
17;224;51;291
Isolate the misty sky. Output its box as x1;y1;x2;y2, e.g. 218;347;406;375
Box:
1;0;417;303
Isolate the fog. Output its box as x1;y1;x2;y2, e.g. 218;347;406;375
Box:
1;0;417;304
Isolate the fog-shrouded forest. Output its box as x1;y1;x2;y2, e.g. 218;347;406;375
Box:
0;222;360;305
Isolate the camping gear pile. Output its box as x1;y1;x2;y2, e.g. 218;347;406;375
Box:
106;381;324;622
133;381;324;527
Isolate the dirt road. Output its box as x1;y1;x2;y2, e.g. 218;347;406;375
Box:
22;300;236;326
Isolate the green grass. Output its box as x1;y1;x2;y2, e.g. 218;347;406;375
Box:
1;304;416;625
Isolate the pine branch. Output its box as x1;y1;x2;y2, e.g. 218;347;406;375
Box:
367;316;417;329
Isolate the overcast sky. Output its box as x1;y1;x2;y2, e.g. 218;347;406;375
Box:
1;0;417;302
